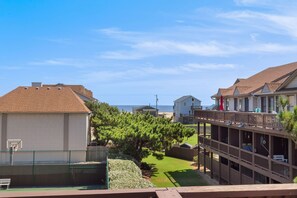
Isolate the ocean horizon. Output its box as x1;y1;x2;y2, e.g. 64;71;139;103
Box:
113;105;173;112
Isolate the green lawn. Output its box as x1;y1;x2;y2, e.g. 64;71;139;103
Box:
183;133;198;146
143;154;208;187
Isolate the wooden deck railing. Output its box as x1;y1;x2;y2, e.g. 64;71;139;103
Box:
195;110;282;131
1;184;297;198
199;136;296;181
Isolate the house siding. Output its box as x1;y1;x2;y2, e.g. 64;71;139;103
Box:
0;114;3;150
0;113;89;163
229;98;235;111
174;96;201;122
249;96;254;112
262;85;270;93
6;114;64;150
68;114;88;150
285;76;297;89
4;113;89;151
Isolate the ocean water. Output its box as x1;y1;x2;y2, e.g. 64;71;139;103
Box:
114;105;173;112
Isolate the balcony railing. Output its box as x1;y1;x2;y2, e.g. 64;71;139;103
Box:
199;135;294;181
2;184;297;198
195;110;283;131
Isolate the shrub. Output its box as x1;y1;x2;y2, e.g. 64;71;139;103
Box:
193;155;198;162
108;159;154;189
140;162;152;170
294;176;297;183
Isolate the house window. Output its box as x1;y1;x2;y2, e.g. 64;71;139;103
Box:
184;102;186;106
234;98;238;111
268;96;274;113
225;98;229;111
261;97;266;112
244;98;249;112
275;96;279;113
288;95;295;111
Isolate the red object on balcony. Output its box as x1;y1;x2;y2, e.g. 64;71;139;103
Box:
219;95;224;111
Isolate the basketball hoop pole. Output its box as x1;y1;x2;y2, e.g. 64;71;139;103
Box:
9;146;14;166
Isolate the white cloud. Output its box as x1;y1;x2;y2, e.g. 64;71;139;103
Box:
99;51;145;60
100;39;297;60
100;40;239;60
98;27;297;60
84;63;236;83
220;9;297;38
253;43;297;53
234;0;269;6
97;28;147;43
28;58;95;68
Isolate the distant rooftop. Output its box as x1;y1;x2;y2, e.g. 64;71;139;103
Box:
0;86;90;113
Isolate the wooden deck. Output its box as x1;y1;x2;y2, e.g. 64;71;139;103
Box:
1;184;297;198
195;110;282;131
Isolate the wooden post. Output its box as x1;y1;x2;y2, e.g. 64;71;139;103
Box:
268;135;272;183
239;164;242;184
198;122;200;171
219;156;222;184
239;129;242;184
228;128;231;184
204;122;207;174
203;148;206;174
252;132;255;166
203;123;206;137
239;130;242;160
228;128;230;154
228;158;231;184
210;152;213;179
289;139;293;181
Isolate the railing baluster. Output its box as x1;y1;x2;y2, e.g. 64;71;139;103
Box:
194;110;279;131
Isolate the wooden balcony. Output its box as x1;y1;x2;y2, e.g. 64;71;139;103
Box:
199;136;297;182
195;110;282;131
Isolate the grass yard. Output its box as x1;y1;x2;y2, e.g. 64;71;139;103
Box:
183;133;198;146
143;154;208;187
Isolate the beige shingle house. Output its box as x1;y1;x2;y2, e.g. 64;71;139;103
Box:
0;85;91;163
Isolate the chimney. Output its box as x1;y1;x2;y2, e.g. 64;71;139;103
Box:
32;82;42;87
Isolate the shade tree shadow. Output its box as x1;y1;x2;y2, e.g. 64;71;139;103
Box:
164;169;208;187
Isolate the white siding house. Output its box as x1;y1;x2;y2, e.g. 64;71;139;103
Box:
213;62;297;113
0;86;90;163
173;95;201;122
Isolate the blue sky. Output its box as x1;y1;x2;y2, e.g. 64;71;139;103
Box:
1;0;297;105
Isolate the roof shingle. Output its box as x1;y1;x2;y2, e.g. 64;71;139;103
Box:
214;62;297;97
0;86;90;113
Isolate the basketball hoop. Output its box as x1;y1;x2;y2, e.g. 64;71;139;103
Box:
6;139;22;166
7;139;22;151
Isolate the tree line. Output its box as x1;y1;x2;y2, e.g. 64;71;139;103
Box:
86;101;195;161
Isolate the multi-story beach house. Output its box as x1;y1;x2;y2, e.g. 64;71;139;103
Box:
43;82;97;102
173;95;201;123
195;62;297;184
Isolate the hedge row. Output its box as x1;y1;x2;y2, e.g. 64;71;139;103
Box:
108;159;154;189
